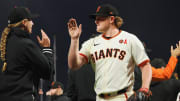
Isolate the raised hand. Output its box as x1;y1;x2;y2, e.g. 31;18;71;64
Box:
171;41;180;57
67;18;82;39
37;29;50;47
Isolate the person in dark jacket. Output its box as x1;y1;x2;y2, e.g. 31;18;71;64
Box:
150;58;180;101
66;63;96;101
46;81;71;101
0;7;54;101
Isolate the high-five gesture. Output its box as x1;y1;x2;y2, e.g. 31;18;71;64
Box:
171;41;180;58
37;29;50;47
67;18;82;39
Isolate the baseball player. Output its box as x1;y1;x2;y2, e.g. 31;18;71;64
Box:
67;4;152;101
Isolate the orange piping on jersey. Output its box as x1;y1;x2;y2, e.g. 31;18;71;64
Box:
102;30;122;40
138;59;150;67
124;93;128;101
79;53;88;63
152;56;178;81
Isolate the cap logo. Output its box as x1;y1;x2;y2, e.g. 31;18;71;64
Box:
96;6;101;13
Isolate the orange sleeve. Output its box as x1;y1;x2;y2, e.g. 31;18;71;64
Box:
152;56;178;81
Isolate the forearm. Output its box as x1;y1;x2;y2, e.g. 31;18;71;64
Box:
41;48;54;80
140;63;152;89
68;38;81;69
152;56;178;81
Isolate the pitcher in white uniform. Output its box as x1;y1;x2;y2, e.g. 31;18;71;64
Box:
67;4;152;101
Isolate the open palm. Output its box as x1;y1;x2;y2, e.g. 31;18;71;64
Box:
171;41;180;57
37;29;50;47
67;18;82;39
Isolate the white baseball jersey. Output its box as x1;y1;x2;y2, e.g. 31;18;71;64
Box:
79;30;149;95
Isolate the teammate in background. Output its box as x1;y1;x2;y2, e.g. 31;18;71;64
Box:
151;41;180;81
0;7;54;101
149;52;180;101
67;4;152;101
46;81;71;101
66;63;96;101
134;41;180;91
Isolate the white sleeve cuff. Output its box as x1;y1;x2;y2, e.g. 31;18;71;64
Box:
42;48;53;54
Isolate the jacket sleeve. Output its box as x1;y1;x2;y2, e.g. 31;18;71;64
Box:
24;41;54;80
152;56;178;81
45;95;52;101
66;69;78;101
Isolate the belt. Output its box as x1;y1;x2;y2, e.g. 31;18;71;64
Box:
99;87;128;99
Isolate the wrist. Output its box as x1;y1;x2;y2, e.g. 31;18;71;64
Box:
71;37;79;41
141;84;150;90
71;38;79;43
42;48;53;54
139;87;149;93
42;46;50;48
139;87;152;96
171;54;177;58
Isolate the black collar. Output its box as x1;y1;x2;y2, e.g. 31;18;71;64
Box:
10;27;31;38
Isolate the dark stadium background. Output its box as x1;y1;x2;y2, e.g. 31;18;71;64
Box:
0;0;180;88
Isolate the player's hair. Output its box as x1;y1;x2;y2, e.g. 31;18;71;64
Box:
0;19;28;72
114;16;123;28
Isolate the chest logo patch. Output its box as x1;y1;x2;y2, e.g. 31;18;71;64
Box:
119;39;127;44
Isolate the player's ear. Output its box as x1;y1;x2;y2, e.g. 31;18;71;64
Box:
110;16;115;24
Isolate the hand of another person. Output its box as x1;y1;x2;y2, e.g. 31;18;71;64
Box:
37;29;50;47
171;41;180;58
67;18;82;40
39;89;43;95
46;90;52;96
58;88;63;95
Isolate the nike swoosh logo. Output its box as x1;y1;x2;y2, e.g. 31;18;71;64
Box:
94;43;100;46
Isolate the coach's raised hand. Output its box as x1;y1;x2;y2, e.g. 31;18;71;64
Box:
37;29;51;47
171;41;180;58
67;18;82;40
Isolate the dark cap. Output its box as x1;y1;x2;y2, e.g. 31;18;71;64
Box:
51;81;64;90
8;7;38;24
150;58;166;68
89;4;119;19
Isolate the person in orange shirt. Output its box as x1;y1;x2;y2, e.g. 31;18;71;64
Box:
129;41;180;101
152;41;180;81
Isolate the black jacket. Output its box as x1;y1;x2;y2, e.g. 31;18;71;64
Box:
46;95;71;101
150;79;180;101
0;27;54;101
66;64;96;101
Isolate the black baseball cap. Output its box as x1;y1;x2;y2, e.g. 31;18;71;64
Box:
51;81;64;90
8;7;38;24
89;4;119;19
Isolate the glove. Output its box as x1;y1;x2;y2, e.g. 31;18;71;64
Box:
127;88;152;101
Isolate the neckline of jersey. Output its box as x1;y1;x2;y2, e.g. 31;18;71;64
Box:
101;30;122;40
